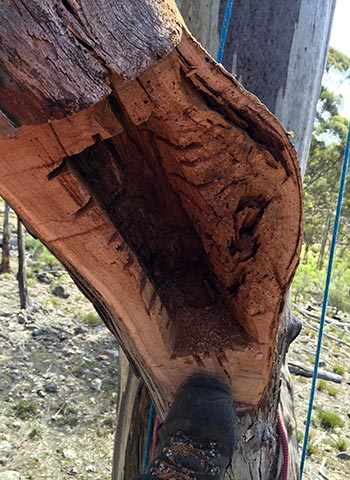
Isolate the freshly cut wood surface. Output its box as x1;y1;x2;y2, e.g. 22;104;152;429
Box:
0;0;302;412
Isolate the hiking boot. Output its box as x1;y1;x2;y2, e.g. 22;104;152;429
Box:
138;374;237;479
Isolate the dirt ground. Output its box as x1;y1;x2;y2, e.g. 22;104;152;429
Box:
0;258;119;480
290;302;350;480
0;250;350;479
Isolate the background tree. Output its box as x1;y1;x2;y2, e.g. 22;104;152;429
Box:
17;219;28;310
293;47;350;314
0;202;11;274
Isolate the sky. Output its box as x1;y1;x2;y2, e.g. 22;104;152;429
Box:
330;0;350;57
329;0;350;117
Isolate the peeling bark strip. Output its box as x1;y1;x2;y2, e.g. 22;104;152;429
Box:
0;0;302;412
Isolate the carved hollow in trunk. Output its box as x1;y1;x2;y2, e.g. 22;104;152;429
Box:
0;0;303;413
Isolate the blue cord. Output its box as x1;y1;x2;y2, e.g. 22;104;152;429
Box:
217;0;235;63
300;119;350;478
142;403;155;474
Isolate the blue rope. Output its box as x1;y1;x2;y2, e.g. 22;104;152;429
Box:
300;119;350;478
142;403;155;474
217;0;235;63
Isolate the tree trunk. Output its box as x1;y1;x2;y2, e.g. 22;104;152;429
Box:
0;0;302;409
0;1;327;479
112;350;146;480
303;229;314;264
317;210;332;270
0;202;11;273
114;0;335;477
17;219;28;309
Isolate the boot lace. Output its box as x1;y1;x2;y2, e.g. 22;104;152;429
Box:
149;431;221;479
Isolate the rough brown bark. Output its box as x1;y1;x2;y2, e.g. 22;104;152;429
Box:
0;1;304;478
0;202;11;273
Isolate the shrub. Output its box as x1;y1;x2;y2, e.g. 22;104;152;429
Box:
28;423;42;439
327;385;338;397
337;437;348;452
316;408;343;429
329;288;350;315
39;249;61;269
13;400;37;420
306;430;319;456
317;380;338;397
55;405;78;428
317;379;327;392
81;312;101;327
25;237;43;258
292;248;326;303
292;246;350;314
297;430;304;443
333;364;346;376
72;367;84;378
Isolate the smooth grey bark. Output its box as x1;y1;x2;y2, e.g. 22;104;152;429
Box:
177;0;336;175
